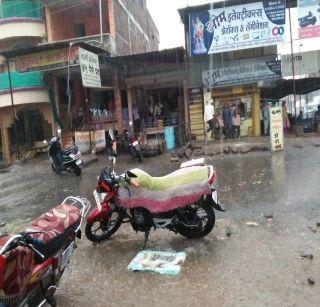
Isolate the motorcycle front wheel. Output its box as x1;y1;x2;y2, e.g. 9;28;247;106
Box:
51;163;60;175
175;201;215;238
85;209;124;242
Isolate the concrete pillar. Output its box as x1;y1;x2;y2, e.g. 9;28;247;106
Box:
2;126;11;163
253;89;261;137
113;68;123;133
45;7;53;42
127;88;133;125
107;0;116;37
183;80;190;138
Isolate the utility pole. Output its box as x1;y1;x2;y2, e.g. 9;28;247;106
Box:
99;0;103;45
288;6;297;117
6;58;20;160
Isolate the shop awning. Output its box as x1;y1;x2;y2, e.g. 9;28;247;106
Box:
0;41;107;59
261;78;320;100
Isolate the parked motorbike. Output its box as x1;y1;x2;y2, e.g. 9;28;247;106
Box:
0;196;90;307
44;131;83;176
85;129;224;247
116;122;142;162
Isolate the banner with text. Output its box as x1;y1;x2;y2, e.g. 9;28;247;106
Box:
79;47;101;88
189;0;286;56
298;0;320;39
202;57;281;88
270;107;284;152
282;51;319;77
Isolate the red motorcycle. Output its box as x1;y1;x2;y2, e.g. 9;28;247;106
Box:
0;197;90;307
85;129;224;247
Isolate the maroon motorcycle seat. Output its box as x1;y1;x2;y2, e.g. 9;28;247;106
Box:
26;204;81;258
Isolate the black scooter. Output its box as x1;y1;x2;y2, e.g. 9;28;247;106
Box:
44;132;83;176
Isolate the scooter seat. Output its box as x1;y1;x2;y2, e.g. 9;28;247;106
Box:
62;146;78;155
117;165;210;213
26;204;81;258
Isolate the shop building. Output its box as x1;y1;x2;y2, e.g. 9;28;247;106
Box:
178;1;285;140
0;0;53;163
118;47;188;147
0;0;159;163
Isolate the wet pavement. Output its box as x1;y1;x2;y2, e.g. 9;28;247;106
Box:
1;147;320;306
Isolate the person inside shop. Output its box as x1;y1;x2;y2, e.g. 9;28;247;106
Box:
214;112;224;140
239;99;246;118
204;98;214;135
314;105;320;132
282;100;290;135
132;103;141;132
262;102;270;136
154;100;163;117
297;111;304;123
223;103;232;138
232;110;241;139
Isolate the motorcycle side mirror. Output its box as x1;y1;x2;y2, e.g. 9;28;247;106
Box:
108;128;115;141
126;170;137;178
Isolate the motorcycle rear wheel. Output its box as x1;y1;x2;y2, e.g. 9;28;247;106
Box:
85;209;124;242
175;201;215;238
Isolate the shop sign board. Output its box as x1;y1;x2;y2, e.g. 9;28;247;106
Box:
16;46;78;72
75;131;91;154
298;0;320;39
79;47;101;88
269;107;284;152
189;1;286;56
202;57;281;88
282;51;319;77
90;130;106;151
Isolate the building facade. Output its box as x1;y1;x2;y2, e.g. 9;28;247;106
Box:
179;1;285;140
0;0;159;163
0;0;53;163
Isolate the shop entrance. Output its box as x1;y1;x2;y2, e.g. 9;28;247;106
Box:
210;85;260;139
8;108;48;152
214;95;252;139
141;85;185;147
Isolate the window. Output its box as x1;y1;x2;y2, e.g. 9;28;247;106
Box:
73;23;86;37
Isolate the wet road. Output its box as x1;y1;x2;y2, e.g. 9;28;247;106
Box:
1;147;320;306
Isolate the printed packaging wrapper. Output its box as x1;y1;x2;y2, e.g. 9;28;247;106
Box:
127;250;187;275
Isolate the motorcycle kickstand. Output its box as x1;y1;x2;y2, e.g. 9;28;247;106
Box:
141;230;150;250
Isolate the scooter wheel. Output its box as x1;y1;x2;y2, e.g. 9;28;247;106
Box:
51;163;60;175
137;152;142;163
72;164;82;176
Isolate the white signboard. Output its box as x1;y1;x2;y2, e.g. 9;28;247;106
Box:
79;47;101;88
282;51;319;77
202;57;281;88
298;0;320;39
270;107;284;152
189;1;286;55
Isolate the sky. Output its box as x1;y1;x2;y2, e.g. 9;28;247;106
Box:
147;0;210;50
146;0;320;54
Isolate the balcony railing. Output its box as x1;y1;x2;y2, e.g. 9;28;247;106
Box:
0;71;45;92
0;0;42;19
